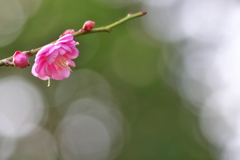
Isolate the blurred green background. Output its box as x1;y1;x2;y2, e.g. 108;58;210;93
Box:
0;0;213;160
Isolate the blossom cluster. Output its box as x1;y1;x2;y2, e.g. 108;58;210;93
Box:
13;20;95;86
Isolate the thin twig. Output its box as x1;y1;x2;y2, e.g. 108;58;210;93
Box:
0;11;147;67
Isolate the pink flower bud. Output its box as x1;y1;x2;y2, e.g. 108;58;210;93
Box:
60;29;75;37
82;21;95;31
13;51;29;68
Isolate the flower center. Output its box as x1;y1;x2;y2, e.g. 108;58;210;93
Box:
54;56;72;76
55;56;68;68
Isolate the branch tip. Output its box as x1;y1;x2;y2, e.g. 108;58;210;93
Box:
141;12;147;16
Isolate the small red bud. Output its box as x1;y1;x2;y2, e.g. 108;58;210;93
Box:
141;12;147;16
82;21;95;31
60;29;75;37
78;29;85;33
13;51;29;69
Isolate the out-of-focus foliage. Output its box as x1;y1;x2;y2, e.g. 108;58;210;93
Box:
0;0;213;160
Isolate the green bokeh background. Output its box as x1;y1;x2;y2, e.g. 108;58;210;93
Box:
0;0;213;159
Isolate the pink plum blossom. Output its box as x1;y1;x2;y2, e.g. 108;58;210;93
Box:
82;21;95;31
31;34;79;82
13;51;29;68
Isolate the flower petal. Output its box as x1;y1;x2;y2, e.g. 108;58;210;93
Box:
46;50;58;64
69;60;76;67
61;44;72;52
56;34;73;44
57;67;71;79
31;63;38;77
59;48;66;55
44;64;52;77
36;44;53;58
67;46;79;59
32;63;49;80
48;64;71;80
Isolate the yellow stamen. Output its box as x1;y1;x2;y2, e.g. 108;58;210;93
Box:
47;79;51;87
